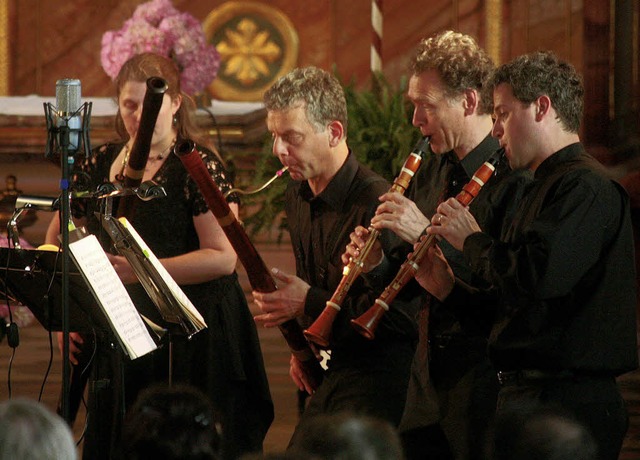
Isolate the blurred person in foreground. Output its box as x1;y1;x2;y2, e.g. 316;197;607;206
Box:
490;401;598;460
290;412;404;460
118;383;220;460
0;398;77;460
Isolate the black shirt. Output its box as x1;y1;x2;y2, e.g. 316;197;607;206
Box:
285;152;419;371
464;143;638;375
396;135;532;341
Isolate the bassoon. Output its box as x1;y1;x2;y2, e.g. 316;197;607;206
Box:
174;139;324;390
106;76;170;321
351;148;504;339
116;76;168;219
303;136;431;348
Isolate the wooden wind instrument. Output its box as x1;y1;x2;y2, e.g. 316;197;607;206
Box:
174;139;324;390
303;136;432;348
116;76;168;219
351;148;505;339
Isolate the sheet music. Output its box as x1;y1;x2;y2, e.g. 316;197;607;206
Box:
68;235;157;359
118;218;206;329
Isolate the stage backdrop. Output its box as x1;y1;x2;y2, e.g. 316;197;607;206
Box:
1;0;639;159
0;0;640;237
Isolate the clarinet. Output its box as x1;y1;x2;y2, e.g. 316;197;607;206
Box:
351;148;504;339
303;136;431;348
174;139;324;390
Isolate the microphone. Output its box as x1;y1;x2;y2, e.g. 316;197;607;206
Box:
56;79;81;151
15;195;60;212
44;78;92;158
43;79;92;425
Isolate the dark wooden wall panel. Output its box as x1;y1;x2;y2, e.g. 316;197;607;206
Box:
458;0;486;41
503;0;530;61
582;0;611;148
2;0;638;154
13;0;121;97
9;0;491;96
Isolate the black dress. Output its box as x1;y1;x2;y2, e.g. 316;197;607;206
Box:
73;141;273;460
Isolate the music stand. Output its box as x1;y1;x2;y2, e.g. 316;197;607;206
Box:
1;245;166;423
0;246;117;424
0;247;114;336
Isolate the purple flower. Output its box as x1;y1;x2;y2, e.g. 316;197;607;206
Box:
132;0;177;25
101;0;220;94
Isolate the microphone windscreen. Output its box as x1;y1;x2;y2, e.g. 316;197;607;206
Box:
55;79;81;115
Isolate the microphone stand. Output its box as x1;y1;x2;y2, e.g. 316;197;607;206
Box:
46;101;92;424
58;121;72;423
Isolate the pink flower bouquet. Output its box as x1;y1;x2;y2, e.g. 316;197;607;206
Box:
101;0;220;95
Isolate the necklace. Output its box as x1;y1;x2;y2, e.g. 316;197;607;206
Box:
147;138;176;162
117;138;176;181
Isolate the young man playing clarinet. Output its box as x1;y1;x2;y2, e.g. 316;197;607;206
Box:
427;51;638;460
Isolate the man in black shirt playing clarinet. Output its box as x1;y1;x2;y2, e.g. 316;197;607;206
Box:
428;51;638;460
253;66;420;450
346;31;531;460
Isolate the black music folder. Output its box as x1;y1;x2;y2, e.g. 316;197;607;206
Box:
0;247;101;334
0;243;157;359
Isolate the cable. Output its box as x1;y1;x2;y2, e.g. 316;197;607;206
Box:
39;325;55;403
200;107;225;159
3;234;19;400
6;346;15;398
37;248;62;402
74;328;96;446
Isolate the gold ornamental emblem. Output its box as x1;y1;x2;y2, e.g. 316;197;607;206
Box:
204;1;299;101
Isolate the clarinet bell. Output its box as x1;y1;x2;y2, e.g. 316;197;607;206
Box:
350;300;388;340
304;306;339;348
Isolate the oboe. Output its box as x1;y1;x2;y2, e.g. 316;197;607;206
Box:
174;139;324;389
351;148;505;339
303;136;431;348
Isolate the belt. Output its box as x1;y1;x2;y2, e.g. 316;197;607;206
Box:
496;369;575;386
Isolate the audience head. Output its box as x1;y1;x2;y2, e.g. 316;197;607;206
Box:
291;412;404;460
407;30;494;155
491;402;598;460
118;383;220;460
0;398;77;460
